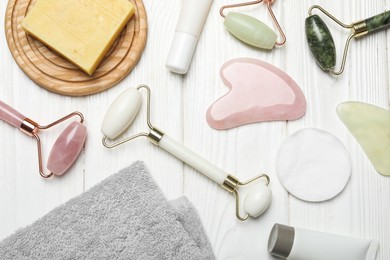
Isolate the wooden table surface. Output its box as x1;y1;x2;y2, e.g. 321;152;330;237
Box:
0;0;389;259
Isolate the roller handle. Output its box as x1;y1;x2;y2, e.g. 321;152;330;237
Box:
365;11;390;34
0;100;26;128
158;134;228;185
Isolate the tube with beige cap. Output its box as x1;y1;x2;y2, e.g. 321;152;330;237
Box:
166;0;213;74
268;223;379;260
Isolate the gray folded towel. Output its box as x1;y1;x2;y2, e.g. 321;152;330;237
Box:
0;161;215;260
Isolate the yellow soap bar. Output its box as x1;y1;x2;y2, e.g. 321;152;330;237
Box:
22;0;135;75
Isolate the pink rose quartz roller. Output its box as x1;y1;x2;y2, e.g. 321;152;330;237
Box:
0;100;87;178
101;85;272;221
207;58;307;130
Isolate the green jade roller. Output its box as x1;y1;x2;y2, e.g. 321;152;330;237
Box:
220;0;286;49
306;5;390;75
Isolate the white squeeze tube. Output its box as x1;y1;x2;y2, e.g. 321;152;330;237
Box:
268;223;379;260
166;0;213;74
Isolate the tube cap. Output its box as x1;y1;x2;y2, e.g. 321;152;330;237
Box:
166;32;198;74
268;223;295;259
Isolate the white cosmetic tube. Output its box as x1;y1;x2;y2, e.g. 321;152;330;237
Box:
166;0;213;74
268;223;379;260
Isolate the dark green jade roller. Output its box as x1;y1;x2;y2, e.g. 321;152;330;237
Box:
306;5;390;75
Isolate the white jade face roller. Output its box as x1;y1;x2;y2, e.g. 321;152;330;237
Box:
101;85;272;221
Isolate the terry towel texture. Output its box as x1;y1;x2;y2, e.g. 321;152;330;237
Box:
0;161;215;260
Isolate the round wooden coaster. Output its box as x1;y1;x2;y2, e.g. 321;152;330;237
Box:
5;0;147;96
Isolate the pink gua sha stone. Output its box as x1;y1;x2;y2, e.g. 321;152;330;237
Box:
47;121;87;176
206;58;307;130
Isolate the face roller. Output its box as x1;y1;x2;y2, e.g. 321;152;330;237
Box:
306;5;390;75
220;0;286;50
101;85;272;221
0;100;87;178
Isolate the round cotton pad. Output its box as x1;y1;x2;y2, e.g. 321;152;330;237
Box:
276;128;351;202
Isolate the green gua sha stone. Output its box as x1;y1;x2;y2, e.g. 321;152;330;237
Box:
305;14;336;71
224;12;277;49
337;101;390;176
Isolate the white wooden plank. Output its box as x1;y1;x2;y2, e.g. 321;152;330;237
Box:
182;1;289;259
0;0;389;259
82;0;185;199
289;1;390;260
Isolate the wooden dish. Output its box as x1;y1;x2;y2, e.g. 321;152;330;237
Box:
5;0;147;96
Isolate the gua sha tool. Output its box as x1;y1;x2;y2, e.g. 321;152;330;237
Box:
276;128;351;202
306;5;390;75
207;58;306;130
101;85;272;221
0;100;86;178
220;0;286;49
337;101;390;176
